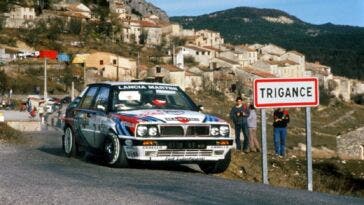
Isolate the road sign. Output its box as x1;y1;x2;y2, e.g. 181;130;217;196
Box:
254;78;319;108
254;77;319;191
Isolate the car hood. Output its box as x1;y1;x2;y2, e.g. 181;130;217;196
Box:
115;109;225;124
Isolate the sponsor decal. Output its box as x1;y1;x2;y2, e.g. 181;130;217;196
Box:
118;85;178;91
176;117;189;123
164;110;185;115
164;117;200;122
203;115;223;122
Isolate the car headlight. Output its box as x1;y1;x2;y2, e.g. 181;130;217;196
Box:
137;125;148;137
219;126;229;136
210;127;220;136
148;126;158;137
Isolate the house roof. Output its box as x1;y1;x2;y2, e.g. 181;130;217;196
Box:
265;59;298;67
184;45;211;52
244;67;276;78
129;20;161;28
288;50;305;57
203;46;221;52
215;57;240;65
237;45;256;52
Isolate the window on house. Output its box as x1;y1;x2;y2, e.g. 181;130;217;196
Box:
100;60;104;65
113;59;117;65
156;66;161;73
196;51;199;55
24;15;27;19
202;51;205;55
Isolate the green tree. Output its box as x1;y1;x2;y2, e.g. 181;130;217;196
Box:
0;70;8;94
62;65;73;91
68;18;82;35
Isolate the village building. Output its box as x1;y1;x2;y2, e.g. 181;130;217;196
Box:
177;45;213;67
84;52;136;81
122;20;163;46
211;57;241;71
281;50;305;70
147;64;203;91
337;127;364;160
219;46;257;68
252;59;304;78
4;6;36;28
306;62;333;88
259;43;286;56
194;30;224;48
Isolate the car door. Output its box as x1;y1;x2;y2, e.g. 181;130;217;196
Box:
76;86;99;148
92;86;111;148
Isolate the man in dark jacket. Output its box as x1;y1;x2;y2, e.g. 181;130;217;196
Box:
273;108;290;157
230;97;250;152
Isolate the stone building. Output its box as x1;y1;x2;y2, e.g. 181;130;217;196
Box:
337;127;364;160
4;6;36;28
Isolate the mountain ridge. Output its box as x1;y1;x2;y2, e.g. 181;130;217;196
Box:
171;7;364;80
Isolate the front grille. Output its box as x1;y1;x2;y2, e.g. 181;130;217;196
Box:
186;126;209;136
160;126;184;136
159;125;210;137
157;149;213;157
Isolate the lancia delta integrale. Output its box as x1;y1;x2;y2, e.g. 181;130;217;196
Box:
62;82;233;174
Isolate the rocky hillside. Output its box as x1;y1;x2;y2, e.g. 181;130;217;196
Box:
171;7;364;80
124;0;169;21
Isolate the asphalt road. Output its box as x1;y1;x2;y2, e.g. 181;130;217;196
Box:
0;130;363;205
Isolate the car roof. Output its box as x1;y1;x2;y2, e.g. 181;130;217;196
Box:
87;81;179;87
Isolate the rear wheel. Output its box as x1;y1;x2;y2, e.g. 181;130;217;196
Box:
62;127;78;157
104;132;129;168
199;151;231;174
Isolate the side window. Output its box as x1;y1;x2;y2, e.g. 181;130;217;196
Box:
80;86;98;109
94;87;110;111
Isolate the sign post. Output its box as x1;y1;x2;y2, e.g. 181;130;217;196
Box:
306;107;313;191
261;109;268;184
254;77;319;190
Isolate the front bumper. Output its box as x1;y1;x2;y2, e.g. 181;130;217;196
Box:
122;139;233;162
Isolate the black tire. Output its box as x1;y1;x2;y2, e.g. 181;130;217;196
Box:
62;127;78;157
199;151;231;174
103;132;129;168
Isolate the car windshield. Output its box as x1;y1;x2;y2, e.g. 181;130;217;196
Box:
112;84;198;111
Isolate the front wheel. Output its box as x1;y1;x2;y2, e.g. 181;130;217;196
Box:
103;132;129;168
199;151;231;174
62;127;78;157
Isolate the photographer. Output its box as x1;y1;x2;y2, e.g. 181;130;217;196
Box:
230;97;250;152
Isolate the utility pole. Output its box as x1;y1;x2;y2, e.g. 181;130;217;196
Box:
172;44;176;66
83;62;86;88
116;56;119;81
44;58;47;99
136;51;140;79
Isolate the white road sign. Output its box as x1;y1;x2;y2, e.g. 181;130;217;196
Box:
254;78;319;108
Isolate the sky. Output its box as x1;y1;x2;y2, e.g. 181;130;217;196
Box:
147;0;364;27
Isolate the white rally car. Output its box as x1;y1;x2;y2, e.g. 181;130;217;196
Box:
63;82;233;174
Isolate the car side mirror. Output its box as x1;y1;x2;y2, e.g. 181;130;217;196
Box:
198;105;204;111
97;105;106;112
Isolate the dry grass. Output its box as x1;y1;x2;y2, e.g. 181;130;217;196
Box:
0;123;25;144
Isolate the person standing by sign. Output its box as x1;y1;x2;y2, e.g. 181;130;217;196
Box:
230;97;250;152
248;104;260;152
273;108;290;157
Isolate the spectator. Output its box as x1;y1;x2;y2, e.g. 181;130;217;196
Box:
273;108;290;157
230;97;250;152
248;104;260;152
